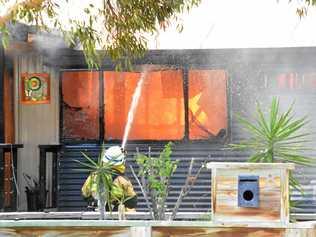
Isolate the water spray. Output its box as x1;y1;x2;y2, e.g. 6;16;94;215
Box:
121;70;148;149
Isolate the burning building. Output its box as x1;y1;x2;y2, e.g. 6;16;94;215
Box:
0;24;316;223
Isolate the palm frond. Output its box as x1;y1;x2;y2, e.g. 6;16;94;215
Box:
289;173;304;195
236;114;267;138
248;152;266;163
276;138;312;146
269;97;279;134
80;151;98;167
282;133;311;141
230;140;267;150
274;102;294;131
255;102;270;138
99;143;106;164
277;117;308;140
276;152;314;166
73;159;97;169
230;97;314;205
75;168;95;172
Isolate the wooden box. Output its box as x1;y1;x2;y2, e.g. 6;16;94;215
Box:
206;162;295;225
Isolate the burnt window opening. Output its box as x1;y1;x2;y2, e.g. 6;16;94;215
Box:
61;68;229;142
188;70;228;141
266;72;316;90
61;71;100;140
104;70;184;140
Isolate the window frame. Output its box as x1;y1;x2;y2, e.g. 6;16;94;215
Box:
59;66;230;144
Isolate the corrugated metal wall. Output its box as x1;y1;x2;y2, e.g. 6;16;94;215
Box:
58;143;250;212
57;68;316;213
14;54;59;210
3;46;314;213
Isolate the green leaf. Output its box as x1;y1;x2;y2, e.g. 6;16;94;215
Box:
289;173;304;195
255;104;270;139
73;159;96;170
276;152;313;166
0;0;202;68
269;97;279;134
80;151;98;167
248;152;266;163
230;97;314;194
236;114;266;138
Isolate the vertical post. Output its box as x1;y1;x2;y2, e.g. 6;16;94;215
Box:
0;43;4;208
211;167;217;222
52;151;58;208
99;70;104;142
0;44;4;143
11;147;18;210
39;148;47;210
280;168;290;225
59;71;63;143
182;66;189;141
0;148;4;210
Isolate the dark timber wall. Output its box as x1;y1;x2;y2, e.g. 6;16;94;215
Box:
0;44;5;143
0;44;5;209
53;48;316;214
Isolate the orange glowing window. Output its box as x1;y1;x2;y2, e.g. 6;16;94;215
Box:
275;73;316;89
62;71;99;140
104;70;184;140
276;73;299;89
188;70;228;140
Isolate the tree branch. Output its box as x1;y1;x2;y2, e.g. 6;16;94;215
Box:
145;146;160;219
106;0;118;18
129;164;154;219
169;158;206;220
0;0;45;27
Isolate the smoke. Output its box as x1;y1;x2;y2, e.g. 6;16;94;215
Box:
28;30;70;61
4;23;69;62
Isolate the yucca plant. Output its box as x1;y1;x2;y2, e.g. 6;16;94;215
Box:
75;145;116;220
230;97;314;194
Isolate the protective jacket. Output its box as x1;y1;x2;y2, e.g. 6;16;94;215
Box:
82;146;137;211
81;172;137;211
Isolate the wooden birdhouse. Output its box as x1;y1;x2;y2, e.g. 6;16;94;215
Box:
206;162;295;226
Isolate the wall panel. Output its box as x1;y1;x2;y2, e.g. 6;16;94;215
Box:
14;54;59;210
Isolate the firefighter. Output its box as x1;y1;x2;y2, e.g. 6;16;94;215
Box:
81;146;137;212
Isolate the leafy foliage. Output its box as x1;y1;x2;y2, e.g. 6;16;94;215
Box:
230;97;315;194
294;0;316;18
136;142;178;219
0;0;201;68
75;144;116;219
131;142;205;220
23;173;39;192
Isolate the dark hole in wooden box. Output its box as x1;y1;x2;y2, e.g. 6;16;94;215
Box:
238;175;259;208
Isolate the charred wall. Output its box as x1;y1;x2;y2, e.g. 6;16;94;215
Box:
0;44;5;143
0;44;4;208
49;48;316;214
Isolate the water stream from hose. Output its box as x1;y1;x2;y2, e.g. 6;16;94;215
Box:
121;70;148;149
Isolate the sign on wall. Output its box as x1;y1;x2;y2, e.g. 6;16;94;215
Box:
21;73;50;104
